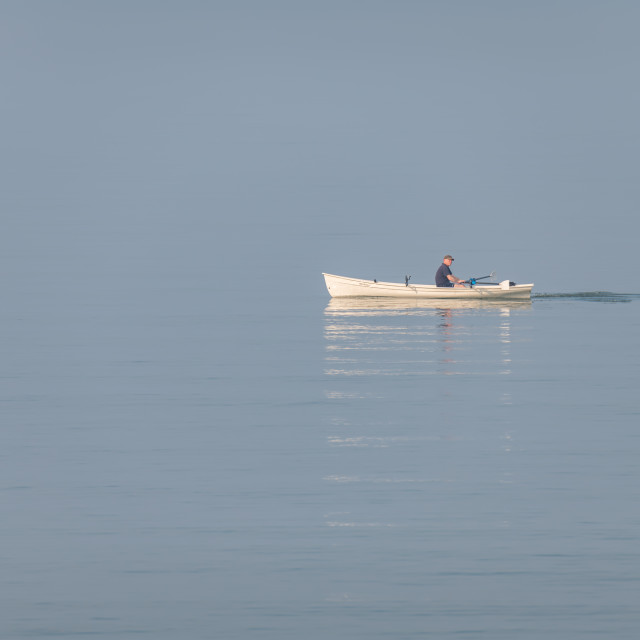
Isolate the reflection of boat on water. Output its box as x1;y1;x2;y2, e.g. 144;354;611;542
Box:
325;297;532;315
324;289;521;379
323;273;534;300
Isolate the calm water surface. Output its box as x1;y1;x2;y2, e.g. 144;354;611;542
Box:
2;276;639;639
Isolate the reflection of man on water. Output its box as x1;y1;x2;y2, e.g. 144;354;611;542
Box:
436;308;456;373
435;254;466;288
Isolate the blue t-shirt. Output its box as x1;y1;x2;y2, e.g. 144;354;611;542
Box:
435;263;453;287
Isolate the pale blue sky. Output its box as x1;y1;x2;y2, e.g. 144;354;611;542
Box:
2;1;639;293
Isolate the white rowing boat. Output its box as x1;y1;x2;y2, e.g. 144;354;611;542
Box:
323;273;534;300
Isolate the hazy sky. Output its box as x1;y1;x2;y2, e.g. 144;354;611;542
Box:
2;1;639;293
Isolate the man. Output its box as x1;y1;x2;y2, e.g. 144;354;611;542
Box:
435;255;466;288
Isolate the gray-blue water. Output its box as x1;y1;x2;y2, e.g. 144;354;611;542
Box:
3;254;639;638
3;2;640;638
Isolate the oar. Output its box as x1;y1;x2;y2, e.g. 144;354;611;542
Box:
463;271;496;285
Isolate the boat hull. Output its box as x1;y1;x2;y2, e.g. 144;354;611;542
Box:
323;273;533;299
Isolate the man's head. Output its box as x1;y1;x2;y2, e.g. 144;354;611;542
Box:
443;255;454;264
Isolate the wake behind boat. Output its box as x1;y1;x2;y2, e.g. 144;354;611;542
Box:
323;273;534;300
